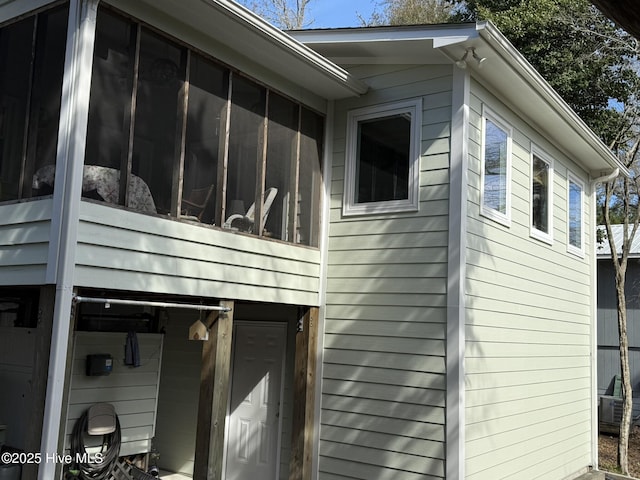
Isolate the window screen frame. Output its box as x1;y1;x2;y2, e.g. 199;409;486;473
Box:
343;99;422;216
83;5;325;246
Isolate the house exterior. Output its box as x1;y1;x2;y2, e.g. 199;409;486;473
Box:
596;225;640;418
0;1;625;480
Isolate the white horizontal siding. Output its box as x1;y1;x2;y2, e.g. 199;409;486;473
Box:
75;201;321;305
320;65;451;480
0;199;53;285
64;331;163;456
464;82;594;480
153;310;201;476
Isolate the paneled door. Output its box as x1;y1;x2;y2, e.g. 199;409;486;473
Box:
224;322;286;480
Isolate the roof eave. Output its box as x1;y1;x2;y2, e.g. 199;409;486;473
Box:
208;0;368;97
294;22;625;176
102;0;367;100
472;21;627;177
289;22;480;45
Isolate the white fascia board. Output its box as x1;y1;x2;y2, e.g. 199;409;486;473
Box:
432;29;479;48
473;21;627;177
291;23;478;45
290;24;477;67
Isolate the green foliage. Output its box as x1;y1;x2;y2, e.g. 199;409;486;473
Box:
454;0;640;142
368;0;639;145
598;196;639;225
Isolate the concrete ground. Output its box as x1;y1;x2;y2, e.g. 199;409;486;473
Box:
600;471;639;480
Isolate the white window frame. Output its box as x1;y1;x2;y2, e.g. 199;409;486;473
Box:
479;106;512;226
343;99;422;216
567;172;585;257
530;145;554;244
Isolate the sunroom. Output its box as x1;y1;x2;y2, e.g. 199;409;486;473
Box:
2;3;328;245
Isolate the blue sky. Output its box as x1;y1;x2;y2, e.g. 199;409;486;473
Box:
310;0;379;28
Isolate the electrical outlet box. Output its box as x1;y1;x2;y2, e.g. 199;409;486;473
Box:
86;354;113;376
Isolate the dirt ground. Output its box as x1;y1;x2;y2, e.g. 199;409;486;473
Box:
599;425;640;477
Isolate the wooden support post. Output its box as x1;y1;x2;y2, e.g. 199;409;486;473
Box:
194;300;234;480
289;307;319;480
55;291;80;479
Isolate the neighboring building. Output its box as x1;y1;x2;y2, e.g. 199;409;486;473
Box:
596;225;640;418
0;1;626;480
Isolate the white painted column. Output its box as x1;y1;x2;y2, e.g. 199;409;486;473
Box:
589;179;601;470
447;64;470;480
38;1;98;479
312;99;334;480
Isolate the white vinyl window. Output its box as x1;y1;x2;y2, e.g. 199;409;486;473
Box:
530;146;554;244
343;99;422;216
480;107;512;226
567;173;585;256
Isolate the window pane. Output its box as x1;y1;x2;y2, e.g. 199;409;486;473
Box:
183;54;228;224
225;76;265;233
483;119;508;214
26;6;68;198
0;17;33;201
532;155;549;233
265;93;297;240
85;8;135;204
131;29;185;215
569;179;582;249
298;108;323;247
356;114;410;204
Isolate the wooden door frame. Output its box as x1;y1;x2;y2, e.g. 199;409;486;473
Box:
193;304;319;480
288;307;318;480
222;320;287;480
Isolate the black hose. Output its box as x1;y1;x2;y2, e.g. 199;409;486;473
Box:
69;409;121;480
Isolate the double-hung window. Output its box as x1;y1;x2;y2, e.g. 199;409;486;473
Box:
344;99;421;216
480;108;512;225
530;146;553;243
567;173;584;256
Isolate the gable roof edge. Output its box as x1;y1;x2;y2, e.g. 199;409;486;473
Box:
204;0;368;97
474;20;628;177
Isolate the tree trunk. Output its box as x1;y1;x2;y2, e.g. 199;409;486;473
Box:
616;273;633;475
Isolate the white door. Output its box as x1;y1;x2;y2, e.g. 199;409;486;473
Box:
225;322;286;480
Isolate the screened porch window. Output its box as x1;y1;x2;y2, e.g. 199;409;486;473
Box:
183;54;228;225
81;6;323;247
265;93;298;242
0;5;68;202
225;76;265;233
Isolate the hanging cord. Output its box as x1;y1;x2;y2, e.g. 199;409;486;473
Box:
70;409;121;479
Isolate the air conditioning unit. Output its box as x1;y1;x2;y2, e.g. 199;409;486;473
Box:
600;395;623;428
